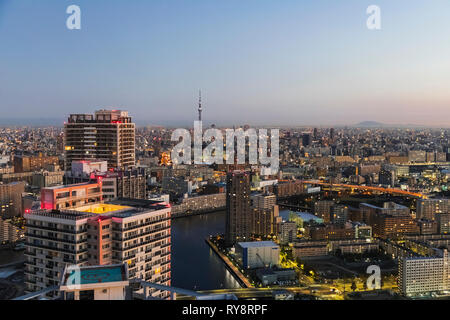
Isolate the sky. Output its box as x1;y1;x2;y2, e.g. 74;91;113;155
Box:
1;0;450;127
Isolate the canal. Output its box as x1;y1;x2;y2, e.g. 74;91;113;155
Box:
171;210;241;291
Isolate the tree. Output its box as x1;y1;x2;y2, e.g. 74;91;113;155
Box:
351;281;357;292
363;278;368;291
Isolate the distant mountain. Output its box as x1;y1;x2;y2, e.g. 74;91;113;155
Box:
352;121;427;128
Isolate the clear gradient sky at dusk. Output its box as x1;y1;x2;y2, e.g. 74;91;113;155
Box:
1;0;450;127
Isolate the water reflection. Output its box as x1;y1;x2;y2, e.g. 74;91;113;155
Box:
171;211;241;291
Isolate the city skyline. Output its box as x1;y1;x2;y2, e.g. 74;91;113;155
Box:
1;0;450;127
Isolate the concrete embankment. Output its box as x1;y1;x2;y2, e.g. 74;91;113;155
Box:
205;238;253;288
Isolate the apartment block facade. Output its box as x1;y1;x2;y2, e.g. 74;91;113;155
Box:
24;200;172;299
64;110;136;171
398;250;450;296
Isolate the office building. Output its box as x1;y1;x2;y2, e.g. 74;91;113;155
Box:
64;110;136;171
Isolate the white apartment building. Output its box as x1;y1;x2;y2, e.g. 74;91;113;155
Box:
398;249;450;296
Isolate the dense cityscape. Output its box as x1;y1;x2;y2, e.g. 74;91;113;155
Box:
2;2;450;317
0;107;449;302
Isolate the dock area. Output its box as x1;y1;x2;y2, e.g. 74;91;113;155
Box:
205;238;253;288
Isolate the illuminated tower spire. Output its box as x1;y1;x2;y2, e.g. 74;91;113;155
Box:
198;90;202;122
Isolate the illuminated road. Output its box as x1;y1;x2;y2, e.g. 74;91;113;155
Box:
176;279;398;300
176;285;344;300
301;180;427;199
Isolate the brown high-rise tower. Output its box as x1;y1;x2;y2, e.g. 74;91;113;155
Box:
225;170;251;246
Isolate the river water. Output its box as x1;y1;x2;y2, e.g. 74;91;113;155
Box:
171;210;241;291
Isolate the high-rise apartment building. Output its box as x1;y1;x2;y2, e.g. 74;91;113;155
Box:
0;218;24;244
314;200;334;223
436;213;450;234
330;205;349;225
417;199;450;221
360;202;418;239
225;171;251;246
398;250;450;297
250;193;281;237
64;110;136;171
251;193;277;210
24;199;171;299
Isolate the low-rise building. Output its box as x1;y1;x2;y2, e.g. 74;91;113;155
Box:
235;241;280;269
40;182;102;210
293;241;328;259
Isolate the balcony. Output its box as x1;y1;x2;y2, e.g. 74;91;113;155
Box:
112;217;170;232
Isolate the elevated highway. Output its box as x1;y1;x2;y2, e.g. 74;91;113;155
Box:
301;180;427;199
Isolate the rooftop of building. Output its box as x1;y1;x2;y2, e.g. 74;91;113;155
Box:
28;198;170;220
26;209;94;221
360;202;408;210
62;264;128;287
72;159;106;165
43;182;99;190
76;203;133;215
237;241;278;248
